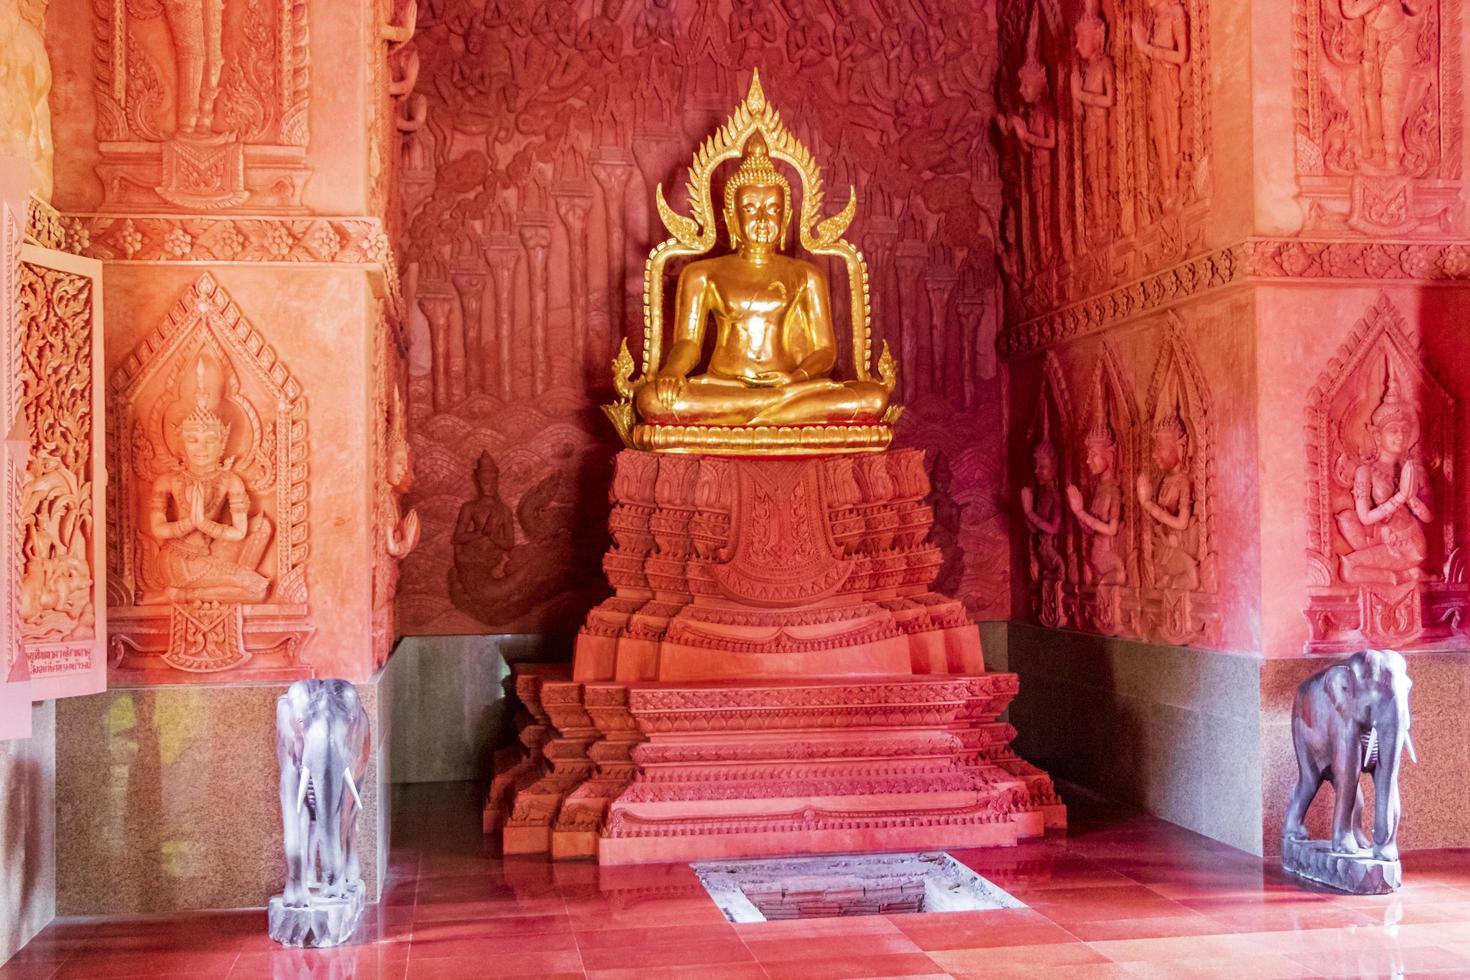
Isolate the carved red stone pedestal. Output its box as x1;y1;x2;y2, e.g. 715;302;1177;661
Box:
494;449;1064;864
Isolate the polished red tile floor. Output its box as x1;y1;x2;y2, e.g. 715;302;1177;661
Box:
8;782;1470;979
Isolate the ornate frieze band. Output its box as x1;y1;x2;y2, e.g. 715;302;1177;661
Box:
1000;238;1470;358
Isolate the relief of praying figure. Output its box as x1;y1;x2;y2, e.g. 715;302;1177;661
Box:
1336;366;1432;585
1340;0;1429;171
1131;0;1188;204
144;357;272;604
161;0;229;134
1136;407;1200;591
998;52;1056;266
452;451;515;580
1021;427;1065;586
1071;2;1115;234
1067;411;1125;588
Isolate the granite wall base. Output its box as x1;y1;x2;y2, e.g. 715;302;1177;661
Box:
0;702;55;967
1006;623;1470;856
55;666;394;916
388;634;571;784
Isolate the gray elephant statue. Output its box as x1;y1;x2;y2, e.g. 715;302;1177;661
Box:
1282;649;1416;893
268;679;372;947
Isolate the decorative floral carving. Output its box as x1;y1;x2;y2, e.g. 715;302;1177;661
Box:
1303;293;1466;651
999;238;1470;359
107;274;312;678
15;249;106;698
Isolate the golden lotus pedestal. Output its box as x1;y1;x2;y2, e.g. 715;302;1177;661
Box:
631;421;894;455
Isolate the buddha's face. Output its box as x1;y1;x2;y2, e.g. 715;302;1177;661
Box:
1085;442;1115;476
1076;21;1104;58
733;183;785;249
181;420;225;473
1375;419;1412;456
1034;452;1056;483
476;459;500;496
1151;431;1182;471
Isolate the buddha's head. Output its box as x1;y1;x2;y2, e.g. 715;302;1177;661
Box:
1018;55;1048;104
1151;412;1188;472
1075;9;1106;59
724;133;791;252
1033;439;1058;484
1370;372;1419;458
475;451;500;496
1084;418;1116;476
176;358;229;475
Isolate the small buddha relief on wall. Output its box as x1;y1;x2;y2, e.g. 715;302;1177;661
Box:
1305;292;1467;652
107;273;313;681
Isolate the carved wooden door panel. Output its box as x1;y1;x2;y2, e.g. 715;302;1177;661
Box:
16;242;107;701
1;172;30;739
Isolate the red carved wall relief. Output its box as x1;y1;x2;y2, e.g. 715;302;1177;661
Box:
996;0;1213;321
1304;292;1467;651
106;273;313;682
397;0;1011;636
1292;0;1463;236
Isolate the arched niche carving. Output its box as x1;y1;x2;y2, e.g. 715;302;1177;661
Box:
1020;350;1074;628
107;273;313;681
1135;316;1218;645
1304;292;1466;652
1066;341;1139;636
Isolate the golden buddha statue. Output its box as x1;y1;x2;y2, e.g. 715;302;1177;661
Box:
607;71;898;455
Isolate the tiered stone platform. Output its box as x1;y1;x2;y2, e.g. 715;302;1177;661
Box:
492;449;1063;864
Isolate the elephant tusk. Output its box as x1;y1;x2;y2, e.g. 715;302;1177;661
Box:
1406;731;1419;765
345;767;363;810
297;766;310;814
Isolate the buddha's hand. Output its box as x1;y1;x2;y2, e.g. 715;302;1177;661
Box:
651;374;686;410
1397;462;1417;501
1020;486;1034;514
1135;473;1153;504
189;484;207;532
747;370;795;387
1066;484;1084;514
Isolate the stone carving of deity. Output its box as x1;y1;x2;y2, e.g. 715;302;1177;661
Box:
1336;369;1432;585
1071;4;1115;232
1340;0;1429;171
453;451;515;580
1131;0;1188;204
1136;408;1199;591
1021;433;1064;586
161;0;229;134
997;54;1056;268
144;357;271;603
1067;414;1125;588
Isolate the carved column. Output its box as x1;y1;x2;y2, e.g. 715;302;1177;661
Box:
590;148;636;364
924;265;958;396
518;213;554;395
482;233;520;401
894;241;928;402
417;282;460;412
956;297;985;409
450;264;488;395
553;185;594;379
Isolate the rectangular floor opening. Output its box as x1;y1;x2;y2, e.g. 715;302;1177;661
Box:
693;852;1025;923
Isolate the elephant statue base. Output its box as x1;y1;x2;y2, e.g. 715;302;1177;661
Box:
268;679;372;948
268;881;365;947
1282;649;1416;895
1281;837;1400;895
